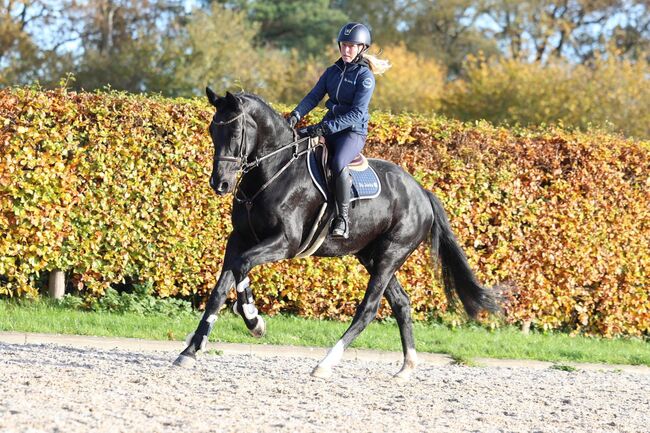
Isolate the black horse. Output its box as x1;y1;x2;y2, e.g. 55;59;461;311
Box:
173;89;498;379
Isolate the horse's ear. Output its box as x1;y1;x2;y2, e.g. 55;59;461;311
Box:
225;91;240;109
206;86;221;108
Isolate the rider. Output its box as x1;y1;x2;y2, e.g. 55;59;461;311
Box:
287;22;390;239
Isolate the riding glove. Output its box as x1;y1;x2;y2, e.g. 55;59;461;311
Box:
298;123;326;138
287;111;300;128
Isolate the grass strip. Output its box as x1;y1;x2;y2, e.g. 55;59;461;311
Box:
1;300;648;366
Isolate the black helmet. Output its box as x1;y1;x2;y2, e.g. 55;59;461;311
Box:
337;22;371;48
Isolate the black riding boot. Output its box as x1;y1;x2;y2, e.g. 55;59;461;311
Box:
331;167;352;239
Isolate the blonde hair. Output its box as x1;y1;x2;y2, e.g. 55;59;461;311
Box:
362;52;392;75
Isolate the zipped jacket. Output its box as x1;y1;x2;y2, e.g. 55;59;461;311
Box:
293;58;375;136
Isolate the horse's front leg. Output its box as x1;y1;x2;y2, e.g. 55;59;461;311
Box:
229;232;292;336
231;274;266;338
173;235;242;368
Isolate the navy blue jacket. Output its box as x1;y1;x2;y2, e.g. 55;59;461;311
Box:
293;58;375;136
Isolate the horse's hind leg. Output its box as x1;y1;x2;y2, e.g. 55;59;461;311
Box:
384;278;418;381
358;254;418;380
312;243;414;378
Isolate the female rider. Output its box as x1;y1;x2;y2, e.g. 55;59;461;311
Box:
287;22;390;239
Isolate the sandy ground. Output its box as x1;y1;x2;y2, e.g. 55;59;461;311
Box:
1;342;648;433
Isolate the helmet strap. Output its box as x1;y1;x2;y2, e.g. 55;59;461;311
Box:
353;46;368;63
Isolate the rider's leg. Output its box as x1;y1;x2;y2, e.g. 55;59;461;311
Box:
328;131;366;238
332;167;352;238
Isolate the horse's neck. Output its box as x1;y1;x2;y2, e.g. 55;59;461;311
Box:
241;114;298;190
250;114;296;178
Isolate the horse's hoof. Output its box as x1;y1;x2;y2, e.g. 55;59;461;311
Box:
249;316;266;338
393;369;413;382
311;365;332;379
173;354;196;369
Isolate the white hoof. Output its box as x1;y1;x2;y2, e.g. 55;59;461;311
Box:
311;365;333;379
249;316;266;338
172;355;196;369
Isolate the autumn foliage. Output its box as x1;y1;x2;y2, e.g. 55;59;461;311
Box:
1;87;648;337
443;54;650;139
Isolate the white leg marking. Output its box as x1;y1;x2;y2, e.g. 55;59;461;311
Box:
206;314;218;324
319;340;345;369
394;348;418;381
236;277;250;292
312;340;346;378
242;303;258;320
199;335;208;351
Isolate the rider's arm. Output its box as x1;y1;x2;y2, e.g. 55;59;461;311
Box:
321;70;375;134
293;70;328;119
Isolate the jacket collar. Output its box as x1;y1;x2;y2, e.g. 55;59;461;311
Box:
334;57;368;71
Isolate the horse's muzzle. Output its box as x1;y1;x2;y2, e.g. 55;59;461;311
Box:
210;175;231;195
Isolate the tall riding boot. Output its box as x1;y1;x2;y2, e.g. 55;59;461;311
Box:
331;167;352;239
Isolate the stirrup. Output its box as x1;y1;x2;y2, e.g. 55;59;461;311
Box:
330;216;349;239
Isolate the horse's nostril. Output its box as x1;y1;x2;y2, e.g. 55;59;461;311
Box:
218;182;229;193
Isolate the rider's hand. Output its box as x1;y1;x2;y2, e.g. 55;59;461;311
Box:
298;123;325;138
287;111;300;128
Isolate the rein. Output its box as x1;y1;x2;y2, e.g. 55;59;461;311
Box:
211;111;313;242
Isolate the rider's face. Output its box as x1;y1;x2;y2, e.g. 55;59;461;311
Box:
340;42;363;63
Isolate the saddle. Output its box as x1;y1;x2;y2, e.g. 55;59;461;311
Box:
294;138;381;258
306;137;381;201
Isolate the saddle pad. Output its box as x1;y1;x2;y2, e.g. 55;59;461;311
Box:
307;145;381;202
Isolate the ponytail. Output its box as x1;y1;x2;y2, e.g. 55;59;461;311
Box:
361;52;391;75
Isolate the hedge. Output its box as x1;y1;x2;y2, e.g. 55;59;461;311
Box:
1;87;648;337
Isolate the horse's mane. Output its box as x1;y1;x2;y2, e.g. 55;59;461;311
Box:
238;92;292;133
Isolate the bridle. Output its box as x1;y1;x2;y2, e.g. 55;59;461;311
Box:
210;109;314;242
210;111;310;175
211;111;247;166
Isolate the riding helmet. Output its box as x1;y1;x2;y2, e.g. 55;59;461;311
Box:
337;22;372;48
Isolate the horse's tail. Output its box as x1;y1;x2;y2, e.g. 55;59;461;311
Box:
427;190;499;318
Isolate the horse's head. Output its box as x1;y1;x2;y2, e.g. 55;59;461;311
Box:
206;87;256;195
